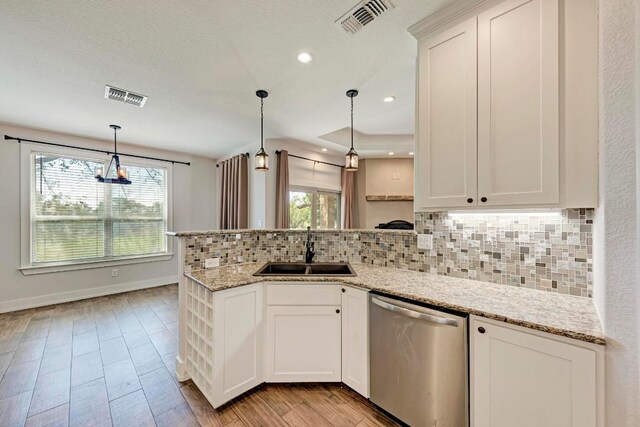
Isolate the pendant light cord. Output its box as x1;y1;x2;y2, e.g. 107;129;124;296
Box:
350;95;354;150
260;97;264;150
113;126;118;155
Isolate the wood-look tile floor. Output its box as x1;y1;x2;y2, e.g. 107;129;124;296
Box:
0;285;401;427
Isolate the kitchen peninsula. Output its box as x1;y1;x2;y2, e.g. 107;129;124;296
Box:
169;227;605;426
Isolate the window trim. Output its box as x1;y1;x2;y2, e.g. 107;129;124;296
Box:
19;142;174;274
289;186;341;230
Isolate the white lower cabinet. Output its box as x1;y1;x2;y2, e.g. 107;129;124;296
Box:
211;283;264;407
341;286;369;397
265;305;342;382
265;284;342;382
471;316;603;427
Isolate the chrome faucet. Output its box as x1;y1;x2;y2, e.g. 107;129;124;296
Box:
305;226;315;263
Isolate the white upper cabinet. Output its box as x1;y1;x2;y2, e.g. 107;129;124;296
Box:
477;0;559;206
411;0;598;210
416;18;478;209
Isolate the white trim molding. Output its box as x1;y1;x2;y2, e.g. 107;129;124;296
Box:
408;0;492;39
0;275;179;313
20;253;174;275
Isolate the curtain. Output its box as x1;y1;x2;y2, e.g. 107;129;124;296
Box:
217;155;248;230
341;168;358;229
275;150;290;228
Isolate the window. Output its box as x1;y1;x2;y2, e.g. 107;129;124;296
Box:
30;151;168;265
289;188;340;230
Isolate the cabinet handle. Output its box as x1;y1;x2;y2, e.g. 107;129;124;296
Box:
480;197;487;203
342;288;346;293
478;327;486;334
467;198;473;203
336;309;341;314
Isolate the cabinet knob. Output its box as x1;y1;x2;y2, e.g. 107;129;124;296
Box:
342;288;346;293
480;197;488;203
336;309;341;314
478;327;486;334
467;198;473;203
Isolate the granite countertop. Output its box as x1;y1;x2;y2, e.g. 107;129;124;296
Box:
186;262;605;345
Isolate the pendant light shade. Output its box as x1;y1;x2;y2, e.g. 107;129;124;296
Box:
95;124;131;185
345;147;358;171
345;89;359;171
255;90;269;172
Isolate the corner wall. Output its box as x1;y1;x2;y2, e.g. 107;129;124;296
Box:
0;123;218;312
356;158;414;228
593;0;640;424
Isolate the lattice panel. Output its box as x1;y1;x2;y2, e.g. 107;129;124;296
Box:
185;278;214;400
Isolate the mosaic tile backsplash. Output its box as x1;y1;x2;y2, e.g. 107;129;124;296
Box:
180;209;593;298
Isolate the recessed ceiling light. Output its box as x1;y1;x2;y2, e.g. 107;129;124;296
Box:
321;148;328;152
409;152;414;156
383;96;395;103
388;152;395;155
297;52;313;64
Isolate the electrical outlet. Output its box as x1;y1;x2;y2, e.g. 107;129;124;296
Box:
111;268;118;277
417;234;433;250
205;258;220;268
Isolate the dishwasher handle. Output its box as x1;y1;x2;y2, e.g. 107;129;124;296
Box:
371;297;459;327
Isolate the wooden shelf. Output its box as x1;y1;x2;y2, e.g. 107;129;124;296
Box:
365;195;414;202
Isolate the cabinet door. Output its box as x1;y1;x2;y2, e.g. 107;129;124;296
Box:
477;0;559;206
415;18;478;210
212;283;264;407
471;319;597;427
341;286;369;397
266;305;341;382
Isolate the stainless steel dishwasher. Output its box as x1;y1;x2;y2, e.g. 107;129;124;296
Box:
369;294;468;426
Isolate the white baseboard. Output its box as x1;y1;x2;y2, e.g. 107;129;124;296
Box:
0;275;179;313
175;355;190;382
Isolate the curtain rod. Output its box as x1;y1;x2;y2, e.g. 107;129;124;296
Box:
216;152;250;167
4;135;191;166
276;150;344;169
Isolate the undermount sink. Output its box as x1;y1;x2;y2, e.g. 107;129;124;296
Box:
307;264;354;275
253;262;356;277
256;263;309;275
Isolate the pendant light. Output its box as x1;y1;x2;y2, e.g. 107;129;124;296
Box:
95;124;131;185
345;89;359;171
255;90;269;171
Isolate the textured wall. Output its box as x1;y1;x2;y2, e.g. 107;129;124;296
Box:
182;208;593;298
593;0;640;424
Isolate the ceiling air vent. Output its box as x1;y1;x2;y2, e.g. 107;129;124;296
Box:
336;0;394;34
104;85;148;108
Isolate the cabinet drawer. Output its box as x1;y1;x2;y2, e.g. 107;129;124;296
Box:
266;284;341;306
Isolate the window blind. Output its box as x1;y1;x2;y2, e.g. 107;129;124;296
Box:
32;153;168;264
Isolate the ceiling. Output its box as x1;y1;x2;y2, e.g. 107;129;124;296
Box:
0;0;448;158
